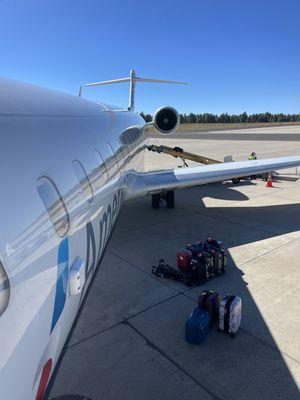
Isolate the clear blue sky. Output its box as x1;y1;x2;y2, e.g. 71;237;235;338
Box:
0;0;299;115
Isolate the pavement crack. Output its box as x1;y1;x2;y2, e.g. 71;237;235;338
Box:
67;321;123;349
239;235;300;269
123;319;223;400
67;292;184;350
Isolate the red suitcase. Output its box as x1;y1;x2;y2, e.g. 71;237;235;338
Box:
198;289;220;328
176;249;191;273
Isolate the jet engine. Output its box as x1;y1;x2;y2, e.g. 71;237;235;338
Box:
153;106;180;134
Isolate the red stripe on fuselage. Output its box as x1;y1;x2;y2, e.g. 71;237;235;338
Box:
35;359;52;400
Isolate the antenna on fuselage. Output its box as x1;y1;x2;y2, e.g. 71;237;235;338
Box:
79;69;187;111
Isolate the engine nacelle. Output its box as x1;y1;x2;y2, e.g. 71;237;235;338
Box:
153;106;180;134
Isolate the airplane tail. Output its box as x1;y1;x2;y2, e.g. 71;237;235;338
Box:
79;69;187;111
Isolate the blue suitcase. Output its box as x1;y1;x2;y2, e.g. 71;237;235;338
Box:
185;307;210;344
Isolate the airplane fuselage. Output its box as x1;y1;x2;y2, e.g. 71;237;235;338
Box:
0;78;148;399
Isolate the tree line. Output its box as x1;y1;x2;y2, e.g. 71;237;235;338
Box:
140;111;300;124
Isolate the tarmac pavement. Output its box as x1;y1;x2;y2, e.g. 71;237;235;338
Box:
48;125;300;400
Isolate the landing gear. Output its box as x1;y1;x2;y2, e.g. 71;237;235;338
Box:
232;178;241;184
151;190;175;209
165;190;175;208
151;193;161;209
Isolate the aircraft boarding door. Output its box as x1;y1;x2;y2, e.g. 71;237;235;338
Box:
69;157;106;302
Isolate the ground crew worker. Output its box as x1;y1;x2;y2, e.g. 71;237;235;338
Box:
249;152;257;179
249;152;257;161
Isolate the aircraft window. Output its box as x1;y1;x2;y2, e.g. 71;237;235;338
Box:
106;143;119;177
37;176;70;237
108;143;119;168
0;261;10;316
72;160;93;203
94;149;109;182
119;126;143;146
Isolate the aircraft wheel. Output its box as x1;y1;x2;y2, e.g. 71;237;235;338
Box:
232;178;241;184
166;191;175;209
152;193;161;209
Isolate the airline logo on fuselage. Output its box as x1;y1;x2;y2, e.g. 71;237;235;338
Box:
50;186;125;333
85;186;125;286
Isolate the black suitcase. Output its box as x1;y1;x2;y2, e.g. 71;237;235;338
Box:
198;289;220;328
186;242;203;256
190;256;209;285
197;250;214;280
187;244;214;281
204;239;227;275
206;237;222;248
203;250;215;280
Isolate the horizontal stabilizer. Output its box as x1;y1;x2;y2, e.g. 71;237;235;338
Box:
80;69;186;111
85;77;130;87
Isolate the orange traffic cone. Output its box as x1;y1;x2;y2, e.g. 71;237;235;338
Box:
266;174;273;188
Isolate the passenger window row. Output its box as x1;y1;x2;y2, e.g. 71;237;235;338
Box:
37;143;132;237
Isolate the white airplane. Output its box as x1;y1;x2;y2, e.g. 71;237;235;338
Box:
0;70;300;400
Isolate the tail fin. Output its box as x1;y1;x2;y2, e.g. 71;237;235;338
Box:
79;69;187;111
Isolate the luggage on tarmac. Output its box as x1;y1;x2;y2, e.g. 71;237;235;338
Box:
185;307;210;344
202;250;215;280
194;238;227;276
219;295;242;337
186;243;204;257
187;244;215;281
189;256;209;285
204;244;227;275
206;238;227;267
152;259;184;282
214;248;227;275
185;293;242;344
205;237;222;249
152;237;244;343
153;236;227;288
198;290;220;328
198;251;214;281
176;249;192;273
152;259;193;287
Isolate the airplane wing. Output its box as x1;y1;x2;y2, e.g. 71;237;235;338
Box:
126;156;300;198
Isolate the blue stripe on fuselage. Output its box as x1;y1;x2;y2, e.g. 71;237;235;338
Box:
50;237;69;334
